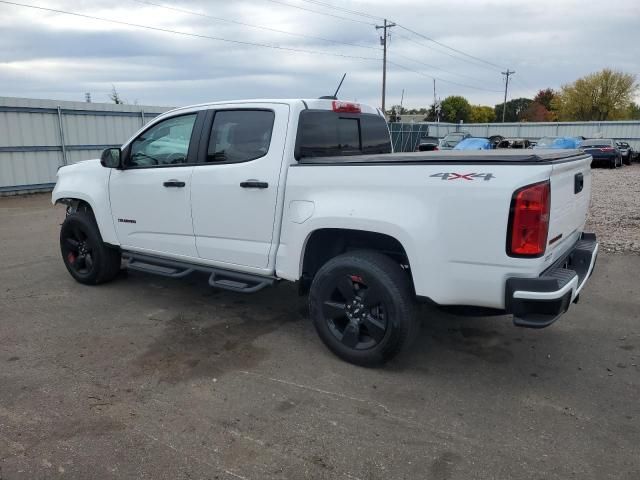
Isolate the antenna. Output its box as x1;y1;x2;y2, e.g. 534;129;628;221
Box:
319;73;347;100
333;73;347;98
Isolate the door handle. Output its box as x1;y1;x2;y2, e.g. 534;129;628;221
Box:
240;180;269;189
163;180;186;188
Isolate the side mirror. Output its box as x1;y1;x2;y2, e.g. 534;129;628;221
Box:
100;147;122;168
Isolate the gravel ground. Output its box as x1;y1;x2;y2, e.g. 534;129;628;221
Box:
586;163;640;254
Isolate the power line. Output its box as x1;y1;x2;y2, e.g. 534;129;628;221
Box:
262;0;376;26
0;0;380;61
296;0;383;21
135;0;497;91
0;0;503;96
388;61;502;93
395;24;506;71
392;32;500;73
270;0;505;73
130;0;380;51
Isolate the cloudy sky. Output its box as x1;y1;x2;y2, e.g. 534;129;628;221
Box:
1;0;638;109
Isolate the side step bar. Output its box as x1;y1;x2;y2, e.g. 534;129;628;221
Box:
124;253;276;293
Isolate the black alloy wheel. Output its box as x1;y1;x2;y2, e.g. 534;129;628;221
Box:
322;273;388;350
62;223;95;277
309;250;417;366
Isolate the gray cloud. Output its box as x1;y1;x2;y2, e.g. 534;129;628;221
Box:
0;0;638;108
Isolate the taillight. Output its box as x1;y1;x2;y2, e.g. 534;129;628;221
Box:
507;181;550;257
332;101;361;113
600;147;614;152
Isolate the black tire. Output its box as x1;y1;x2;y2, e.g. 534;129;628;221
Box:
60;210;121;285
309;250;417;366
609;158;616;169
624;155;631;166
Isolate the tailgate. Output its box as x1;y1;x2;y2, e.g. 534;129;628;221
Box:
548;155;592;258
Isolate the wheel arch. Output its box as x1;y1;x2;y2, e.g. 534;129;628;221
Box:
298;228;413;294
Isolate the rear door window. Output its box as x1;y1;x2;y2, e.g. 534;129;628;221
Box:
296;111;391;159
206;110;275;163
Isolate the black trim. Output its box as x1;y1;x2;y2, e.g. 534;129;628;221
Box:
294;150;591;166
124;252;276;293
505;233;597;328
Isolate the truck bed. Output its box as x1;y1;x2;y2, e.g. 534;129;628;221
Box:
297;149;589;165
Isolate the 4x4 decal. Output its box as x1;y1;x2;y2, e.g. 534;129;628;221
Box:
430;172;495;181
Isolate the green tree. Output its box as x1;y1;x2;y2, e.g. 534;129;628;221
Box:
440;96;471;123
468;105;495;123
629;102;640;120
494;98;532;122
554;69;638;121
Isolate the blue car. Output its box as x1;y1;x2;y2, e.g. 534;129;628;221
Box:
534;136;582;149
453;137;492;150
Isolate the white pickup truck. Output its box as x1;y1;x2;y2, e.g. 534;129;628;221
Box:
53;98;598;366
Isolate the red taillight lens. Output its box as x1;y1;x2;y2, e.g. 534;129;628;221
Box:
332;101;361;113
507;181;550;257
600;147;614;152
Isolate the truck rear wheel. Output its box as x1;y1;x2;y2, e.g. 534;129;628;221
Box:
60;211;121;285
309;250;418;366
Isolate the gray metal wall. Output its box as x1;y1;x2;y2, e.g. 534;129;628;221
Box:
389;120;640;152
0;97;170;194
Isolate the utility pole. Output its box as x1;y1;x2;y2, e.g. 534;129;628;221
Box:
433;79;437;122
501;69;515;122
375;19;395;115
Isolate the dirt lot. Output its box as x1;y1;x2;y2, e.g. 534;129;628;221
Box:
1;184;639;479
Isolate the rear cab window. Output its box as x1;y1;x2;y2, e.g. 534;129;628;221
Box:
295;110;391;159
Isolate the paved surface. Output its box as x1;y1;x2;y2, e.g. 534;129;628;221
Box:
1;194;639;480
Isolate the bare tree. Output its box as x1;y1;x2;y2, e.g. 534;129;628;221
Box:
108;85;125;105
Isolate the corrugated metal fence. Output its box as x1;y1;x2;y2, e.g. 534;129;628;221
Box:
2;96;640;193
389;120;640;152
0;97;170;194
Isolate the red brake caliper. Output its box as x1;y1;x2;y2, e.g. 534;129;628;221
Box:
67;252;76;264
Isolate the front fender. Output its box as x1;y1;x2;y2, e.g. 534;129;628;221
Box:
52;160;119;245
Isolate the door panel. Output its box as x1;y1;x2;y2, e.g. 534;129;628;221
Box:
109;112;202;258
109;166;197;257
191;104;289;269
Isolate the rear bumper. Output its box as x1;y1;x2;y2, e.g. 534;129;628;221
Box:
505;233;598;328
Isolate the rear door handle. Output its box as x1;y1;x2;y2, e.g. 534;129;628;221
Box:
163;180;186;188
240;180;269;189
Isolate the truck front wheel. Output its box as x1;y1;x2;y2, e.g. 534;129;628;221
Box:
309;250;418;366
60;211;121;285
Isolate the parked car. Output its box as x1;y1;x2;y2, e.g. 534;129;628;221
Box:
453;137;492;150
497;138;532;149
439;132;471;150
415;136;440;152
616;141;633;165
534;136;582;149
453;136;503;150
580;139;622;169
52;98;598;366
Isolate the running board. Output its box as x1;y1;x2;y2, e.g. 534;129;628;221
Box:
124;253;275;293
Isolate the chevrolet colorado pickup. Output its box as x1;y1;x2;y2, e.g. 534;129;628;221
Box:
53;98;598;366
